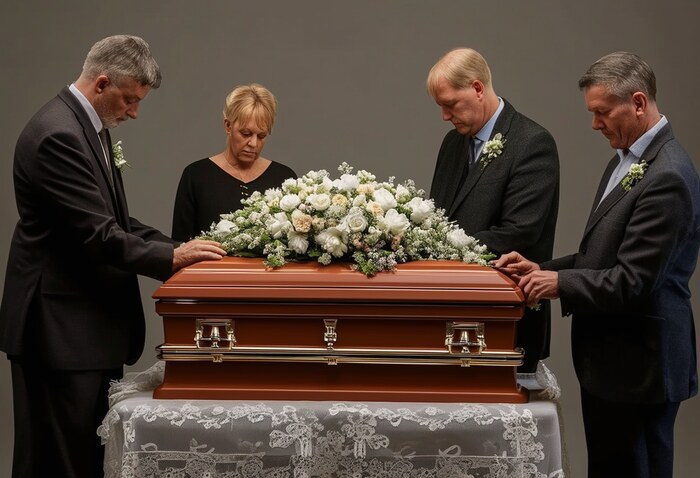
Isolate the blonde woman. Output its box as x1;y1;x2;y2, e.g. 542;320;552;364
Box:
172;83;296;241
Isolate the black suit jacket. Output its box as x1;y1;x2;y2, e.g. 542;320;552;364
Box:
430;99;560;369
543;123;699;403
0;87;175;369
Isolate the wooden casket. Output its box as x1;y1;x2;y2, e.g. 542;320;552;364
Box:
153;257;528;403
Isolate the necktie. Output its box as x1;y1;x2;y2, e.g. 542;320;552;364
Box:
469;137;481;171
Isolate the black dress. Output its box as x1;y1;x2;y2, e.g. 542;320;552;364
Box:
172;158;297;241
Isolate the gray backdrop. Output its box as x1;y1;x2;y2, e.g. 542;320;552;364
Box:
1;1;699;476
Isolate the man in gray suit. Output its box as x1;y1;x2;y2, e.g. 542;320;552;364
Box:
497;52;699;477
427;48;560;372
0;35;226;477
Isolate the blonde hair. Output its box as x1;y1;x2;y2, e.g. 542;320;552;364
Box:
223;83;277;132
426;48;492;98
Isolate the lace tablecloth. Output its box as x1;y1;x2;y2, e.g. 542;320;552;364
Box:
99;362;566;478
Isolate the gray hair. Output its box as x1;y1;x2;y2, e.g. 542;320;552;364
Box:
578;51;656;101
82;35;161;88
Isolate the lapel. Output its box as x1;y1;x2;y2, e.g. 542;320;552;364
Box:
57;88;127;226
103;129;130;228
581;123;675;239
448;100;516;217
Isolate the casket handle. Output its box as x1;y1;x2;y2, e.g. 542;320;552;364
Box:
445;322;486;354
194;319;236;349
323;319;338;350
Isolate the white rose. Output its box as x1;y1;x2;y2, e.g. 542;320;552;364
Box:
382;209;409;234
280;194;301;211
315;227;348;257
306;193;331;211
373;188;397;211
215;219;235;233
344;211;368;233
447;228;476;248
406;197;435;224
287;230;309;254
266;212;292;239
333;173;360;192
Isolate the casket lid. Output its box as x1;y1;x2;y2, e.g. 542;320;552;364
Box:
154;257;523;304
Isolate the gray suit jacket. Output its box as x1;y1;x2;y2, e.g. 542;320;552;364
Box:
430;99;560;370
0;87;175;369
543;123;699;403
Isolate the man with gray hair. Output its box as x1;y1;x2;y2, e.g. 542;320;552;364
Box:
496;52;699;477
0;35;225;477
427;47;560;373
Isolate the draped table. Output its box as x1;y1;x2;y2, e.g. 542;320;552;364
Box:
99;362;566;477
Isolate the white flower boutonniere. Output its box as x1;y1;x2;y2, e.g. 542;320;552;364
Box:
480;133;506;169
112;140;129;171
621;160;648;191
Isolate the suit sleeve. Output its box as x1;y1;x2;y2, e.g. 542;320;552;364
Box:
31;130;174;281
557;167;694;314
473;129;559;255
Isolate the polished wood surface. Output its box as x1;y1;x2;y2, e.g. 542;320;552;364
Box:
153;258;527;402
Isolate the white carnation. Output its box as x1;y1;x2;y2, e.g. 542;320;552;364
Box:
406;197;435;224
373;188;397;211
264;188;283;200
287;230;309;254
316;176;334;193
215;219;235;233
382;208;409;234
334;173;360;191
281;178;298;190
315;227;348;257
447;228;476;248
267;212;292;239
395;184;411;202
352;194;367;207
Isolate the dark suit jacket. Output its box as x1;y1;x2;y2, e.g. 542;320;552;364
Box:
543;123;699;404
430;99;560;369
0;87;175;370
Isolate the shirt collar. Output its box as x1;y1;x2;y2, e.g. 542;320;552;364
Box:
474;97;505;143
68;83;104;133
617;115;668;161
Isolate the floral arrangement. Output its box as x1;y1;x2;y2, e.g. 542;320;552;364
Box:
621;160;648;191
112;140;129;171
480;133;506;170
199;163;494;276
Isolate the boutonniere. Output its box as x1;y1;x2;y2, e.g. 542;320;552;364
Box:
480;133;506;169
112;140;130;171
621;160;648;191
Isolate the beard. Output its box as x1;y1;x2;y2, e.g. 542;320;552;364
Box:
99;111;122;129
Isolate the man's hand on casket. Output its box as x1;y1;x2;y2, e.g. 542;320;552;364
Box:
172;240;226;272
493;252;559;307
